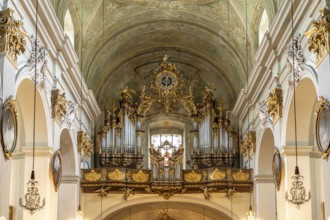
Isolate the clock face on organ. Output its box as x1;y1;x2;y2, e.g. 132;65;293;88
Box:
156;70;178;90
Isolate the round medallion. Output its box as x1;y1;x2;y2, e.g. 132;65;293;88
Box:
156;70;178;90
52;149;62;192
1;98;18;159
316;104;330;154
272;147;281;191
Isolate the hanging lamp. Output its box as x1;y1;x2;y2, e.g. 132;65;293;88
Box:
244;0;255;219
75;0;85;219
19;0;46;215
285;0;311;209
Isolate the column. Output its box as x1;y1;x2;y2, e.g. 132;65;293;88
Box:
58;176;79;220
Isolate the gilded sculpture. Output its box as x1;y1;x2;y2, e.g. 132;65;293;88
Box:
183;170;202;183
232;170;250;181
132;170;149;182
304;8;330;66
84;170;101;182
240;131;256;161
51;89;67;123
77;131;94;159
108;169;126;181
0;8;27;64
265;88;283;123
209;168;226;181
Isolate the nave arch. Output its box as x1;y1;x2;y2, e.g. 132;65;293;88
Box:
94;196;239;220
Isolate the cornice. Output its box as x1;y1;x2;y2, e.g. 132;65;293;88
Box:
11;0;101;122
232;0;323;122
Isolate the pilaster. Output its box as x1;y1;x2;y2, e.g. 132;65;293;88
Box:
305;7;330;219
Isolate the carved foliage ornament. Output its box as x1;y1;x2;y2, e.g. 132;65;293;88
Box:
63;100;77;128
84;170;101;182
108;169;125;181
209;168;226;181
232;170;250;181
304;8;330;67
240;131;256;161
0;8;27;64
256;100;271;129
77;131;94;159
286;34;306;86
51;89;67;123
27;35;47;87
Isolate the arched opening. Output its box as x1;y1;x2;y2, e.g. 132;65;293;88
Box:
104;201;230;220
98;197;236;220
286;78;317;146
14;78;49;219
58;129;79;220
285;78;323;219
16;79;48;147
259;10;269;45
64;10;75;46
255;128;276;220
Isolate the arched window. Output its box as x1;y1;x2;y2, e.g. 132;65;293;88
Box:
64;10;75;46
259;10;269;45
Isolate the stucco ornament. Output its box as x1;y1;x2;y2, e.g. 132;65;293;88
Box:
0;8;27;64
27;35;47;87
286;34;306;87
51;89;67;124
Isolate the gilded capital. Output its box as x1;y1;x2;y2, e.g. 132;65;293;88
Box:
0;8;27;63
51;89;67;123
304;8;330;67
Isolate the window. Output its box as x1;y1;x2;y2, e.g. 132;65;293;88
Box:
64;10;75;46
259;10;269;45
151;134;182;149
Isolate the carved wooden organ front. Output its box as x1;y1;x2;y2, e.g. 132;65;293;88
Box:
96;57;238;175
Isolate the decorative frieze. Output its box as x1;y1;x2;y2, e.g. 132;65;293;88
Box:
304;8;330;67
27;35;47;87
0;8;27;64
286;34;306;86
77;131;93;159
240;131;256;161
256;88;282;128
51;89;67;123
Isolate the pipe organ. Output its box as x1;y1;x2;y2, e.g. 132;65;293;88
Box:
97;56;237;175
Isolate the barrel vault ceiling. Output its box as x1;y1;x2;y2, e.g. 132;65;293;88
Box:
53;0;280;109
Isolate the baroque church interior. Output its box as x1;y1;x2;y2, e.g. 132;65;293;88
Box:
0;0;330;219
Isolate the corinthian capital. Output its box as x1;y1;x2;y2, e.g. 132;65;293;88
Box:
0;8;27;64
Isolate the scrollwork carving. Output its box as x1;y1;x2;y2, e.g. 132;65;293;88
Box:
286;34;306;86
265;88;282;124
232;170;250;181
63;100;77;128
256;100;271;129
132;170;149;182
0;8;27;64
27;35;47;87
183;170;202;183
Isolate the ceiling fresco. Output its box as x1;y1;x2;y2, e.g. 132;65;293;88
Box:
52;0;280;109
